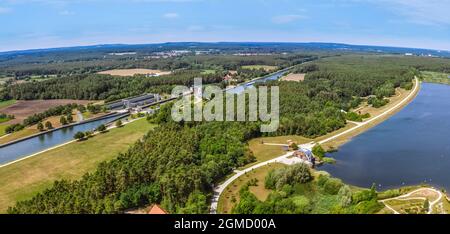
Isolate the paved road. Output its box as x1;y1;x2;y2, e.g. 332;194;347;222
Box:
210;77;419;214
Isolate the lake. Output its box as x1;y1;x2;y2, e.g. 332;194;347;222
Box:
320;83;450;191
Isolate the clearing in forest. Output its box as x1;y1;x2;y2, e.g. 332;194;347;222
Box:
98;69;172;77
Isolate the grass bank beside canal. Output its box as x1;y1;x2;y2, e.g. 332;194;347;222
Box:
0;118;156;213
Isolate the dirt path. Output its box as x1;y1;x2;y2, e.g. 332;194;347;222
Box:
380;187;443;214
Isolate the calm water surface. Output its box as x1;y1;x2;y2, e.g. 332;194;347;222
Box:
0;115;123;165
321;83;450;190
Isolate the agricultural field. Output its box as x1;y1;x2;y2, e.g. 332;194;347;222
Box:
0;100;16;109
281;73;305;82
241;65;278;71
98;69;172;77
0;118;156;212
0;100;92;124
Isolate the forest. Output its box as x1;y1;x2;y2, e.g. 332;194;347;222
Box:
1;70;223;102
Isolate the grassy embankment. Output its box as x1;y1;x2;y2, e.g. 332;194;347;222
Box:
0;118;156;212
0;100;17;136
241;65;278;71
420;71;450;85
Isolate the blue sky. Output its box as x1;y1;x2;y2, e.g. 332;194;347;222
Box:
0;0;449;52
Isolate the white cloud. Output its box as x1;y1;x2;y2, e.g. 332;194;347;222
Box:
271;14;306;24
0;7;12;14
163;12;179;19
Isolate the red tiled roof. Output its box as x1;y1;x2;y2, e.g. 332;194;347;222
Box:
148;204;168;214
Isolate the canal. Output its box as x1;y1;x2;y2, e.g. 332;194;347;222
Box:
226;68;290;94
0;114;124;165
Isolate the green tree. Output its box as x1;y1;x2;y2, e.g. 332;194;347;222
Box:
96;124;107;132
66;114;73;123
338;185;353;207
178;191;208;214
45;121;53;129
115;119;123;128
312;144;326;159
85;131;93;138
60;116;68;125
73;131;85;141
37;122;44;131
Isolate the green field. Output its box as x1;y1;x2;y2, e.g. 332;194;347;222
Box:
218;163;286;214
0;100;16;109
0;118;156;212
241;65;278;71
201;69;217;75
0;124;8;136
421;71;450;85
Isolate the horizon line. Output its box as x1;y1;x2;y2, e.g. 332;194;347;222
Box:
0;41;448;54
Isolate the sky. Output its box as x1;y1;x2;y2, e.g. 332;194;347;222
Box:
0;0;449;52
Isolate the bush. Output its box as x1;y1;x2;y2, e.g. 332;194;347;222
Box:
401;81;413;90
337;185;353;207
291;195;311;214
45;121;53;129
60;116;68;125
317;174;329;187
368;97;389;108
85;131;93;138
322;157;336;164
5;123;24;134
353;199;383;214
37;122;44;131
265;163;312;190
346;112;363;122
73;131;85;141
352;188;377;204
312;144;325;159
96;124;107;132
323;178;343;195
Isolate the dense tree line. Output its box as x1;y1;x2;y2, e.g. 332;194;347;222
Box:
22;103;79;126
1;70;223;102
